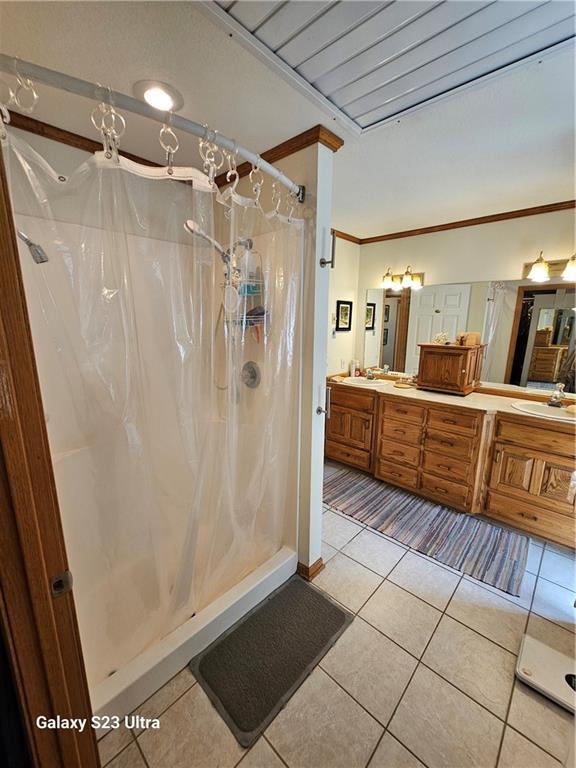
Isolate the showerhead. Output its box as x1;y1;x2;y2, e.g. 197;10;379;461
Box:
17;230;49;264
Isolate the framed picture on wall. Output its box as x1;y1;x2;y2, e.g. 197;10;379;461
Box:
384;304;390;323
365;303;376;331
336;300;353;332
383;328;389;345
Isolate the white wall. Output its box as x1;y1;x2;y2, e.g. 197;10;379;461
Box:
326;237;360;374
358;209;575;289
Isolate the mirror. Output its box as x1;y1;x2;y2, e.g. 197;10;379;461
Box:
362;281;576;394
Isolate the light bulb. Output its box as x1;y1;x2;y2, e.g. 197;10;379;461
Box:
144;86;175;111
133;80;184;112
401;266;414;289
562;255;576;282
381;268;394;290
411;274;423;290
527;252;550;283
390;278;402;292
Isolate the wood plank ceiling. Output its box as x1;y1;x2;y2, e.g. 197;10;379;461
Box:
213;0;576;130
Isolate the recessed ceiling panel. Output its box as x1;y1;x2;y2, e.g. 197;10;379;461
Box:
211;0;575;131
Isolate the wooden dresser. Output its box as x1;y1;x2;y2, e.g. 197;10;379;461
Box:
324;384;376;471
375;394;491;513
528;346;567;383
485;413;576;547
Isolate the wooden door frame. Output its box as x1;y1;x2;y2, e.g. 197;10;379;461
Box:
0;150;99;766
503;282;569;383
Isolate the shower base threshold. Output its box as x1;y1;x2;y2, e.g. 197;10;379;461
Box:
90;546;297;721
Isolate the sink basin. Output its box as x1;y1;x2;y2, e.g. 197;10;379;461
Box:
511;401;576;422
340;376;387;388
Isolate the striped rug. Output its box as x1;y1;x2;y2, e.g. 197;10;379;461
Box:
324;465;528;596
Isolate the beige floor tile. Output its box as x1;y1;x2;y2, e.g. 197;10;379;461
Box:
107;743;147;768
321;540;338;564
321;618;417;725
507;681;574;763
98;727;134;766
464;570;537;611
138;684;245;768
540;550;576;591
422;615;516;718
360;581;441;658
314;552;382;612
545;542;576;560
526;541;544;575
498;726;562;768
388;552;460;610
389;666;503;768
342;529;406;577
237;738;285;768
532;578;576;633
525;613;576;657
266;667;382;768
322;510;363;549
446;579;527;653
132;667;196;734
369;733;425;768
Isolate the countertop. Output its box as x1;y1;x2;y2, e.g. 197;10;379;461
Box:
331;377;575;421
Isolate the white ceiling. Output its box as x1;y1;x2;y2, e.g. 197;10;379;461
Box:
0;2;574;238
210;0;575;131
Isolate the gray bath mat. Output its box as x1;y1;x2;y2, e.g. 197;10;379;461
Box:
190;575;352;747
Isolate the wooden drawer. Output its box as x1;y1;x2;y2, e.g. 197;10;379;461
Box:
383;399;425;425
427;407;480;436
424;428;474;460
329;385;375;412
420;472;470;510
379;438;420;468
376;459;418;490
485;491;575;548
381;418;422;446
495;417;575;458
422;450;471;484
325;440;371;471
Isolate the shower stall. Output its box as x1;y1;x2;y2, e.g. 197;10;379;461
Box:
2;117;305;718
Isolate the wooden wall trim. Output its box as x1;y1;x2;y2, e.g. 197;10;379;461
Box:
331;228;361;245
333;200;576;245
0;148;99;767
215;124;344;187
10;112;160;168
10;114;343;192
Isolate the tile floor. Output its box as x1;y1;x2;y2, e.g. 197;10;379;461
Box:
98;498;575;768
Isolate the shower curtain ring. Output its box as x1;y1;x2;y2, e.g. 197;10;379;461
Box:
159;123;179;174
13;70;38;114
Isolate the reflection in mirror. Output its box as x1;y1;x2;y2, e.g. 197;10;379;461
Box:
363;281;576;393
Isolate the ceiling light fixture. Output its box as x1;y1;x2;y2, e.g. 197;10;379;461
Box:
527;251;550;283
133;80;184;112
562;254;576;282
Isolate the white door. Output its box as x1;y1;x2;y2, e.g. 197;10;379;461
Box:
405;284;471;374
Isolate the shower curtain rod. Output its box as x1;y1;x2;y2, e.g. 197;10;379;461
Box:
0;53;305;201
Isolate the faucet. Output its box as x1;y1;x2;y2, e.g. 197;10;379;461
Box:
366;368;375;380
548;382;566;407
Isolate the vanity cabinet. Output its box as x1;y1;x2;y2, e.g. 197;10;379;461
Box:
485;414;576;546
375;394;489;513
417;344;485;396
325;385;376;471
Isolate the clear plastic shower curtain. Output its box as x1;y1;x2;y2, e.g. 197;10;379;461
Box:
3;131;303;687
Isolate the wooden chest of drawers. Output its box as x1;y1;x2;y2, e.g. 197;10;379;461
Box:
374;394;489;513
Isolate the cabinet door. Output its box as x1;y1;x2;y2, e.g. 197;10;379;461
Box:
348;411;373;451
490;442;576;515
419;349;466;391
534;457;576;512
325;405;349;445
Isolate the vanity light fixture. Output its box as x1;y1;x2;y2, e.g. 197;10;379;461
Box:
411;274;423;290
381;267;394;290
562;254;576;282
527;251;550;283
133;80;184;112
401;265;414;289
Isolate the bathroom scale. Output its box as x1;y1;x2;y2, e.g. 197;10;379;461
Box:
516;634;576;713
